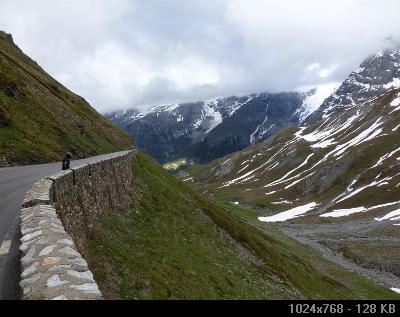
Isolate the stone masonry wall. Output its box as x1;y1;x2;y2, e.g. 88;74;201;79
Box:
50;152;135;251
19;151;136;300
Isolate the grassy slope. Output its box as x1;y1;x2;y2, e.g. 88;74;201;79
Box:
85;152;398;299
86;152;295;299
185;91;400;213
182;90;400;293
0;31;133;165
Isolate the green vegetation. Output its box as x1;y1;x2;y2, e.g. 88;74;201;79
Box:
180;89;400;299
222;204;400;300
86;152;295;299
0;31;133;165
86;152;398;299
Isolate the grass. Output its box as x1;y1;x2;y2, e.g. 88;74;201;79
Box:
0;31;133;165
223;205;400;300
85;152;296;300
85;152;399;299
177;89;400;300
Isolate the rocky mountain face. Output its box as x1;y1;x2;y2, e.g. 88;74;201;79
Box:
0;31;134;166
183;48;400;292
107;86;336;164
307;48;400;123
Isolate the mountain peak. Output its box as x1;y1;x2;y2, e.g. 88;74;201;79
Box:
107;89;330;164
306;48;400;123
0;31;14;43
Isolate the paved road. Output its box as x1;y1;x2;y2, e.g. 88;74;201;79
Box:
0;151;130;300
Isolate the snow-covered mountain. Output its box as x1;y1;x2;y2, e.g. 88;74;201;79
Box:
106;88;334;164
307;48;400;123
295;83;340;122
182;48;400;292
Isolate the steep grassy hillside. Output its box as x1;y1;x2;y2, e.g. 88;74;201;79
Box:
84;152;397;299
182;88;400;293
0;31;133;166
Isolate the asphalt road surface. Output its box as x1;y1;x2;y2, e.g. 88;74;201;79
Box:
0;151;130;300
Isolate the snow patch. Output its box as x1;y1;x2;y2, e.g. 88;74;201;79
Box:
202;101;223;134
297;83;339;122
391;288;400;294
229;96;254;117
250;104;269;144
384;78;400;89
335;176;392;204
392;124;400;132
271;200;291;205
258;202;318;223
220;159;271;188
325;118;383;160
300;128;334;143
165;104;180;113
114;110;126;118
311;138;337;149
264;154;314;188
390;96;400;107
375;208;400;221
321;207;366;218
371;146;400;169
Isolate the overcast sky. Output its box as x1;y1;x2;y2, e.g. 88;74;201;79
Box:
1;0;400;113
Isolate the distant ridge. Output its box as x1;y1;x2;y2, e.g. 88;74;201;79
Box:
107;86;335;164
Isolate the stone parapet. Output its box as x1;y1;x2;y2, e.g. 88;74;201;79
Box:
19;151;136;300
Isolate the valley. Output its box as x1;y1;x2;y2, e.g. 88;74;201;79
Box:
180;48;400;295
1;3;400;300
84;152;398;299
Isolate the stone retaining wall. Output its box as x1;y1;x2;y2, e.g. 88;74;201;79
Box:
19;151;136;300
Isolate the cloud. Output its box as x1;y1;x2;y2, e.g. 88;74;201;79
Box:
224;0;400;87
1;0;400;113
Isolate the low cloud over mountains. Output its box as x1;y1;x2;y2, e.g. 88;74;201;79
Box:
1;0;400;112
